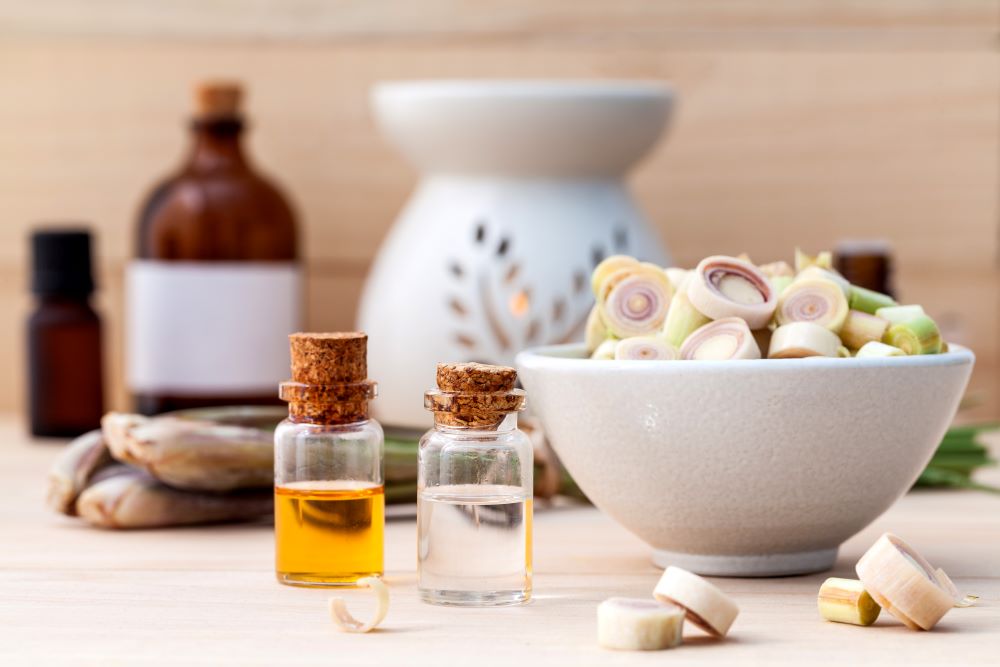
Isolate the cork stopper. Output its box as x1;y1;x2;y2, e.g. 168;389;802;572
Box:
280;332;376;425
426;362;525;429
195;81;243;119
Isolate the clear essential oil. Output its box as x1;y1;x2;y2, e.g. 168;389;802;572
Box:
275;480;385;586
418;484;532;605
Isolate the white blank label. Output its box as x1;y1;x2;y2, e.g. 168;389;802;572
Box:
127;261;301;394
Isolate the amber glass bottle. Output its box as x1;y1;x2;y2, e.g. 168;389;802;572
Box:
129;82;301;415
28;229;104;437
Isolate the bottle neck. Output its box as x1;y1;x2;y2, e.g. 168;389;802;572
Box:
432;411;519;434
36;292;92;306
187;118;248;171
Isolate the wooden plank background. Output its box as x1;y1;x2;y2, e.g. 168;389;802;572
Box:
1;1;998;418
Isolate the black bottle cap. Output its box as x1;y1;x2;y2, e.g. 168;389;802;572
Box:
31;228;95;297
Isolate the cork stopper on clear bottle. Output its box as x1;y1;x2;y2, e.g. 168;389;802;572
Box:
279;332;377;424
424;362;526;429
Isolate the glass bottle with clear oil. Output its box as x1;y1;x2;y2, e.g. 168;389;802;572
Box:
274;332;384;587
418;362;532;606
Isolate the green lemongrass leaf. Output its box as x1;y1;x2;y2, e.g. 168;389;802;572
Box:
916;466;1000;494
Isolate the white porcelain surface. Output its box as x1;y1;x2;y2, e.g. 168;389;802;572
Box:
361;80;673;427
517;344;975;576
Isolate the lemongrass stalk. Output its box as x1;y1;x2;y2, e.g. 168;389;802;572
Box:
875;304;926;324
848;285;897;314
839;310;890;350
776;278;849;332
856;341;906;358
680;317;760;360
883;315;942;355
768;322;841;358
614;336;678;361
591;255;639;296
662;290;711;347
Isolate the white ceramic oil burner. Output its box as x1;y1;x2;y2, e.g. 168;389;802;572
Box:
360;80;674;427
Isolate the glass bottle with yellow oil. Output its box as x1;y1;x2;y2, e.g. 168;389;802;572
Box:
274;332;384;586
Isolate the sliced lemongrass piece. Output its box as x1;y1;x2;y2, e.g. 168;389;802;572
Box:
933;568;978;608
875;304;926;324
687;256;776;328
591;255;639;296
680;317;760;360
591;339;618;360
662;290;711;347
585;304;608;353
758;260;794;278
770;275;794;296
615;336;678;361
941;340;950;353
883;315;942;355
664;267;689;292
768;322;841;358
597;597;685;651
838;346;852;358
856;341;906;358
329;577;389;633
855;533;954;631
653;566;739;638
599;266;673;338
817;578;881;626
839;310;890;350
775;278;849;332
849;285;898;315
795;248;833;272
795;266;851;297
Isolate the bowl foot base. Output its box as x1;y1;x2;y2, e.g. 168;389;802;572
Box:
652;546;838;577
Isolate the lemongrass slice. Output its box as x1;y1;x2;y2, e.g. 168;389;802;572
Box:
856;341;906;358
770;275;794;296
758;260;794;278
664;267;689;292
768;322;841;359
591;339;618;360
591;255;639;296
615;336;678;361
329;577;389;633
686;256;776;329
597;598;685;650
599;265;673;338
875;304;926;324
933;568;978;608
855;533;954;631
839;310;890;350
680;317;760;360
775;278;849;332
653;566;740;638
849;285;897;314
883;315;942;355
795;266;851;297
585;304;608;353
817;578;881;626
662;290;711;347
795;248;833;272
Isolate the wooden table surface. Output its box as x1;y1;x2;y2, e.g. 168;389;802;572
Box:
1;417;998;665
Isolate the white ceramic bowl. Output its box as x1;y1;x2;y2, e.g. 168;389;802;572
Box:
517;344;975;576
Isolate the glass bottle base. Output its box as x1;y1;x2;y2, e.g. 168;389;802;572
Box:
276;571;382;588
419;588;531;607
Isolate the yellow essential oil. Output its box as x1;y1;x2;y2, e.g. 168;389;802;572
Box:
275;480;385;586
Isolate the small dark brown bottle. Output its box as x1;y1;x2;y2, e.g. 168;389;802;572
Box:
834;240;895;298
129;82;301;415
27;229;104;437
